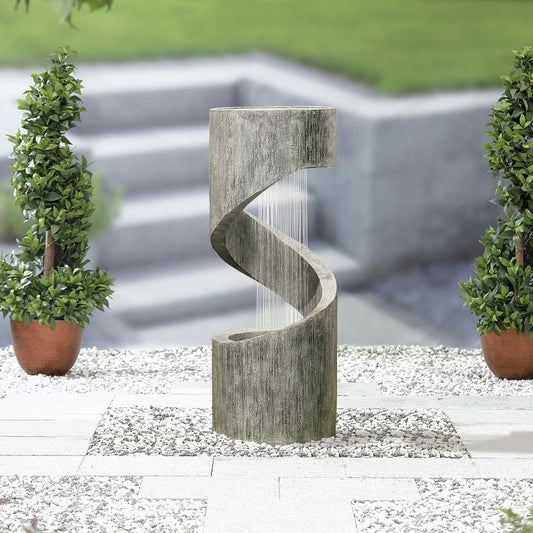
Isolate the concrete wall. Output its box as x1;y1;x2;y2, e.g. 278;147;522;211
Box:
352;106;497;280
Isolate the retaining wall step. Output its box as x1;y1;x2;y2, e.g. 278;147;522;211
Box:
77;82;238;135
71;126;209;195
133;307;257;348
98;187;320;271
111;242;360;327
98;188;211;270
112;259;257;326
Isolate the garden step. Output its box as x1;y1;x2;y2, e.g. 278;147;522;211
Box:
0;56;242;155
110;242;361;327
98;188;210;270
98;187;320;271
77;80;237;135
71;125;209;196
132;306;257;348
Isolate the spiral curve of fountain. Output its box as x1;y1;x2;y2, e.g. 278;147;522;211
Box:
209;106;337;445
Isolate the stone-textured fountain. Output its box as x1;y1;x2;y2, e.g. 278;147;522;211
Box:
209;106;337;444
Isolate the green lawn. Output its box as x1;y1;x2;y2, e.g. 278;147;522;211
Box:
1;0;533;93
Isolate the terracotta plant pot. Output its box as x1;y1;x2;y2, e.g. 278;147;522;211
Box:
11;319;83;376
481;328;533;380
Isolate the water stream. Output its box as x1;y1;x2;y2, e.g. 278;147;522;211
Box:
255;169;308;329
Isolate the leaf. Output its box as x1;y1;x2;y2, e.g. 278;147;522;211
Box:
44;191;61;202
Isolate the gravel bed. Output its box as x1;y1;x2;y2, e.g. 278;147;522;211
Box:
1;344;533;398
87;407;467;458
352;478;533;533
0;476;206;532
336;344;533;396
0;346;211;398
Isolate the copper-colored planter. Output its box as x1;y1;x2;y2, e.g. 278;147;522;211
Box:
481;328;533;379
11;319;83;376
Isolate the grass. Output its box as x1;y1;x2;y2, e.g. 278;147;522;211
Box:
1;0;533;93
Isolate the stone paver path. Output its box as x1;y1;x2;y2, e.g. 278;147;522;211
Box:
1;384;533;531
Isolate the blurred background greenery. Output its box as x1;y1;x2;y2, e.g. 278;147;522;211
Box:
2;0;533;93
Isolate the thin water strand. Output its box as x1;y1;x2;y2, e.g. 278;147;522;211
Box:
256;168;308;329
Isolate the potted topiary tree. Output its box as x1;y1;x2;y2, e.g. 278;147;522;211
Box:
0;47;113;375
461;47;533;380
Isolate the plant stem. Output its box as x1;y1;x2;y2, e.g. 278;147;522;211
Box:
43;230;55;276
516;232;525;266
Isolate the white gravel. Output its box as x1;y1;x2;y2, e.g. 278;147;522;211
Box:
352;478;533;533
0;346;211;398
87;407;467;458
337;344;533;397
1;343;531;397
0;476;206;532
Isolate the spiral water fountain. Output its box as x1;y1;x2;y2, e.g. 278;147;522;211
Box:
209;106;337;445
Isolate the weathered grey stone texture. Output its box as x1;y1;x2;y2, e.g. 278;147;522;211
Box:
209;107;337;444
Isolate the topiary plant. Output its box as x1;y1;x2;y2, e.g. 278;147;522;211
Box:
0;47;113;330
461;47;533;336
